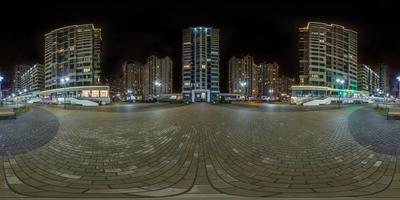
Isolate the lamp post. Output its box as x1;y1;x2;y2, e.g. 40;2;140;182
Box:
240;81;247;101
22;88;27;105
127;90;133;103
397;76;400;99
336;78;345;108
376;88;381;108
154;81;161;100
60;77;70;109
269;89;274;101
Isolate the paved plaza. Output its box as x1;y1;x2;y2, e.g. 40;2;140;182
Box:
0;103;400;199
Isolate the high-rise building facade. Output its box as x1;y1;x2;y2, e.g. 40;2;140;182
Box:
277;76;296;97
373;63;389;93
12;64;30;93
182;27;220;102
299;22;358;90
20;64;45;93
143;55;173;97
122;61;143;96
357;64;380;95
257;61;280;98
228;55;258;97
44;24;102;90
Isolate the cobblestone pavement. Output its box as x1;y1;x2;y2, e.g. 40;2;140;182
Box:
0;108;59;155
0;103;399;198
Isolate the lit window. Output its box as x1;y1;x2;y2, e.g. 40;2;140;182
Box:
100;90;109;97
91;90;100;97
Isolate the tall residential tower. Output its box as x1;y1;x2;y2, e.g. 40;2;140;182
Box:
182;27;220;102
299;22;358;90
143;55;173;97
44;24;102;90
229;55;258;97
122;61;143;97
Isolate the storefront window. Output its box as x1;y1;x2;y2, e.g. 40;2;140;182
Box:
100;90;109;97
92;90;100;97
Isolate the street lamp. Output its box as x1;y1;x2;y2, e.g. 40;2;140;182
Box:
336;78;345;108
240;81;247;101
154;81;161;98
60;77;70;109
376;88;381;96
127;90;132;102
268;89;274;101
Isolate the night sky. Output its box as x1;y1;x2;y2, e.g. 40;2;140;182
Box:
0;1;399;92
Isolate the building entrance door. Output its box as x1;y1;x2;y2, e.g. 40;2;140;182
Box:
191;89;211;102
194;92;207;102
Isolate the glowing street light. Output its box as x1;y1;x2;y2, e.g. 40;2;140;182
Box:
336;78;345;108
60;77;70;109
154;81;161;97
240;81;247;100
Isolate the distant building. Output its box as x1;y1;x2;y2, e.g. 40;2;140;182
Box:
12;64;30;93
104;77;123;101
277;76;296;97
182;27;220;102
20;64;45;93
143;55;173;97
257;61;280;98
373;63;389;94
122;61;143;97
44;24;102;90
299;22;358;90
357;64;380;95
228;55;258;97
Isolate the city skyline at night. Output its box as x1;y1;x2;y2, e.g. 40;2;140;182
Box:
0;1;399;93
2;2;400;199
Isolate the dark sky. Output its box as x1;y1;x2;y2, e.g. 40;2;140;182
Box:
0;0;399;92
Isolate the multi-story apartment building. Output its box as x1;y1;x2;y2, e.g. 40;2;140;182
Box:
182;27;220;102
12;64;30;93
257;61;280;98
122;61;143;97
357;64;380;96
373;63;389;93
229;55;258;97
277;76;296;97
143;55;173;97
299;22;358;90
20;64;45;93
44;24;102;90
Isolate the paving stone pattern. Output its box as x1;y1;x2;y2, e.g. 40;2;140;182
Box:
0;104;399;198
